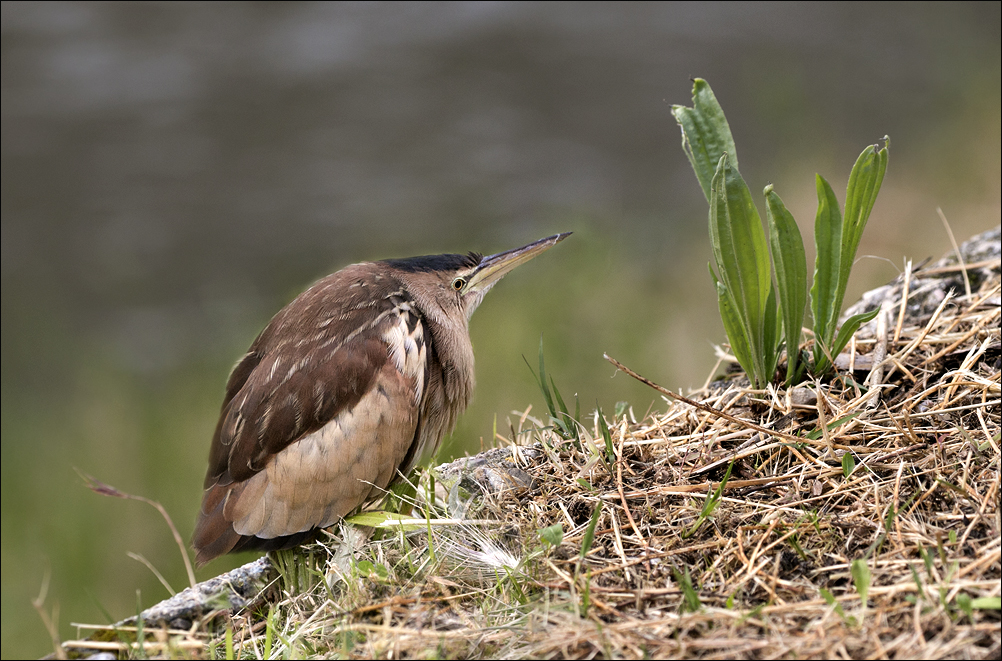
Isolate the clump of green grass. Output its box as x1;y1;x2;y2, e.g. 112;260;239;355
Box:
525;337;581;442
672;78;888;387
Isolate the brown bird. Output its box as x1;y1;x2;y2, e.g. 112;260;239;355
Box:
192;233;569;564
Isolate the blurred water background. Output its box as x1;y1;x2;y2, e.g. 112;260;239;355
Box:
2;2;999;656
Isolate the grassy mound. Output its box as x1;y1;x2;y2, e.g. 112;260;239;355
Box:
61;228;1000;659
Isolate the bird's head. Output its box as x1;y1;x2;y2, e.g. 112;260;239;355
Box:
384;232;571;322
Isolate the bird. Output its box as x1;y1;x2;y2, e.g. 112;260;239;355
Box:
192;232;570;564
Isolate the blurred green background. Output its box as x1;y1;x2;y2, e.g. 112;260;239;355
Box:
2;3;999;656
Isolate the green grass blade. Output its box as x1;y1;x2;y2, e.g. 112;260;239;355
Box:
579;501;603;562
810;174;843;370
765;185;807;384
597;406;616;468
537;337;556;419
264;606;274;658
674;567;702;613
763;283;780;381
851;558;871;608
549;376;578;440
806;410;864;440
671;78;738;202
820;587;856;625
550;375;568;418
684;460;733;538
526;338;578;440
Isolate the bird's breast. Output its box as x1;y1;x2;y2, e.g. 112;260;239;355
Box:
225;358;421;538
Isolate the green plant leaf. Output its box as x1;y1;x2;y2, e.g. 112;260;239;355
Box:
671;78;738;202
579;501;603;562
842;453;856;478
538;524;564;548
764;283;780;381
820;587;857;626
806;410;864;440
354;559;391;582
709;153;772;386
851;559;871;608
345;511;426;530
597;406;615;468
526;338;577;440
765;185;807;384
956;593;973;620
537;337;556;419
838;139;889;313
712;270;755;382
674;567;702;613
684;460;734;538
811;140;888;375
829;308;881;361
971;596;1002;610
549;375;578;440
810;174;843;370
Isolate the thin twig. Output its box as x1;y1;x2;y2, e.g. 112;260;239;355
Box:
77;470;197;589
614;418;651;558
937;207;971;298
604;354;843;450
32;571;67;660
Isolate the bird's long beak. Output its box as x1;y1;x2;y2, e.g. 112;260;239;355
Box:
466;232;571;293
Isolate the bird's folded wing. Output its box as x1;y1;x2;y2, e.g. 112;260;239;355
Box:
194;271;429;559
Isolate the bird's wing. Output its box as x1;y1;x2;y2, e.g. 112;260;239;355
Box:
193;269;428;562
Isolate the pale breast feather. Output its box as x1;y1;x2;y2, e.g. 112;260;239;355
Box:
381;295;427;405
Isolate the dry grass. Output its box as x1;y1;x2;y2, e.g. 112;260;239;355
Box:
61;234;1000;659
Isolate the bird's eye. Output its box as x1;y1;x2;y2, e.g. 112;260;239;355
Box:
451;277;466;291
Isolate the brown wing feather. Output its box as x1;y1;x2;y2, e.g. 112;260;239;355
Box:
193;264;423;563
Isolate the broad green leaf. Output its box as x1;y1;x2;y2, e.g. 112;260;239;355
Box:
539;524;564;548
839;139;889;314
810;174;843;366
709;153;772;386
842;453;856;477
829;308;881;362
712;270;755;382
671;79;738;202
812;140;888;376
765;186;807;384
354;559;390;581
